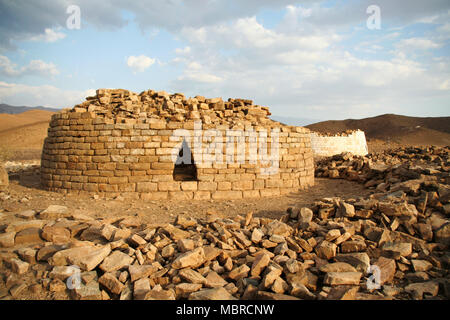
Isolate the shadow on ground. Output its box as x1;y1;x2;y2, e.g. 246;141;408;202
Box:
8;167;42;190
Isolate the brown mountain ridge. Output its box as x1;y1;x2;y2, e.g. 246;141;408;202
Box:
306;113;450;148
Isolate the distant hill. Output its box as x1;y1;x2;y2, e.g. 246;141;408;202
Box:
0;109;55;160
0;109;54;133
0;103;60;114
270;115;321;127
306;114;450;147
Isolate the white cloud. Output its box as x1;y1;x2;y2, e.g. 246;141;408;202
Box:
437;22;450;35
0;55;59;77
187;61;202;71
438;79;450;90
178;73;222;84
416;15;440;24
384;32;402;39
26;60;60;76
277;1;450;30
156;59;167;67
434;19;450;41
0;55;17;76
396;38;443;50
2;0;449;52
181;17;333;51
29;28;66;43
286;5;313;18
175;46;191;55
85;88;97;96
126;55;155;73
170;10;450;120
0;81;94;108
148;28;160;39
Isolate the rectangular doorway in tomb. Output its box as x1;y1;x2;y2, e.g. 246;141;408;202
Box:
173;139;197;181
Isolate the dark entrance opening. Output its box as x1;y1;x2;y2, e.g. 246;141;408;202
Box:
173;140;197;181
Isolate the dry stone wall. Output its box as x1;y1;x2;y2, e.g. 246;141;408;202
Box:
41;89;314;199
0;164;8;191
310;130;368;157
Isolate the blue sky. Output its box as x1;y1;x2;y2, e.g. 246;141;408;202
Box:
0;0;449;122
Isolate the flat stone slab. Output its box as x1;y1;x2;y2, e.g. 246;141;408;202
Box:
188;287;237;300
72;280;102;300
99;250;134;272
179;268;208;285
37;244;68;262
49;244;111;271
39;205;68;219
15;210;36;220
172;247;205;269
128;264;158;282
319;262;357;273
335;252;370;273
14;228;43;245
0;232;15;248
323;272;362;286
381;242;412;258
405;281;439;299
10;258;29;275
6;220;45;233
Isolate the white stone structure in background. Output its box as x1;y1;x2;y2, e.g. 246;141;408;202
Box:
310;130;368;157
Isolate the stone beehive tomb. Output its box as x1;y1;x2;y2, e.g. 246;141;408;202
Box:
40;89;314;200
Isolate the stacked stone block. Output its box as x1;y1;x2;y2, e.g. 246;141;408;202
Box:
310;130;368;157
41;89;315;199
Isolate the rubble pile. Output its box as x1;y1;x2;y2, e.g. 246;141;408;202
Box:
72;89;273;127
315;146;449;214
0;196;448;300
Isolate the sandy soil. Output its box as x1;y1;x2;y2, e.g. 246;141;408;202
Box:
2;168;371;228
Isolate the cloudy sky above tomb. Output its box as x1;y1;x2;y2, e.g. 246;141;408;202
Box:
0;0;449;122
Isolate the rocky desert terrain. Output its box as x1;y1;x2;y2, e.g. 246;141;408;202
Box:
0;144;448;300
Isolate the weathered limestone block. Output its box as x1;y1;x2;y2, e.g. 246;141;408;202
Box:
0;165;9;190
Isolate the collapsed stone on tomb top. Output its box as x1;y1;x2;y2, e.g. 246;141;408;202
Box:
72;89;273;126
